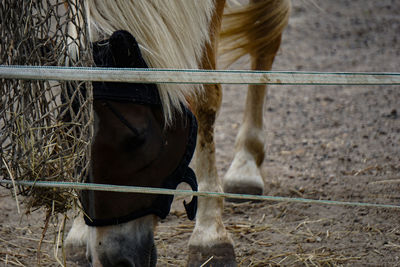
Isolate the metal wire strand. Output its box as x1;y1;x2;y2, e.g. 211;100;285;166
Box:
0;179;399;210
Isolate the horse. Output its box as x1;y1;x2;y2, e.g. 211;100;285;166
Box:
65;0;291;266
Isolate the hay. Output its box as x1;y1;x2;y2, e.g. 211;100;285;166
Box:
0;0;93;214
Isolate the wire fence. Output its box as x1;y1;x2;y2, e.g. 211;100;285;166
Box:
1;65;399;210
1;65;400;85
0;0;92;214
0;179;399;210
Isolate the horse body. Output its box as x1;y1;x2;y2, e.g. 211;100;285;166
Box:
66;1;290;266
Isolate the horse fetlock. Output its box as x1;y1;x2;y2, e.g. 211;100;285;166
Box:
187;243;237;267
223;150;265;199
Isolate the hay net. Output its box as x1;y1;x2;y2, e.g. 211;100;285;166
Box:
0;0;93;213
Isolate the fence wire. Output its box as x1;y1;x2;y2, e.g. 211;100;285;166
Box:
1;179;399;210
1;65;400;85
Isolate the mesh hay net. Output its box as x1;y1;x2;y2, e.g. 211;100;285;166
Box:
0;0;93;214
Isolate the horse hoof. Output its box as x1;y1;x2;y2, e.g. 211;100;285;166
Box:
223;152;265;202
187;243;237;267
223;180;264;202
65;244;89;266
223;171;264;203
223;179;264;202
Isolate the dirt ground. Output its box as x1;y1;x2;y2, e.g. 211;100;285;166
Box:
1;0;400;266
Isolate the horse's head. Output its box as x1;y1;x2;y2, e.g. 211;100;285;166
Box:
81;30;197;266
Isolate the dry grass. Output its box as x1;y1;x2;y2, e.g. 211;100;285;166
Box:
2;117;84;214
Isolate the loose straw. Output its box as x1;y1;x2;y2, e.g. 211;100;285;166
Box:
1;158;21;214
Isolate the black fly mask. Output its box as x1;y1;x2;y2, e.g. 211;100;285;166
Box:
81;30;198;226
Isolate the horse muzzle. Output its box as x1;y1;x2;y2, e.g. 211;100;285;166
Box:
86;216;157;267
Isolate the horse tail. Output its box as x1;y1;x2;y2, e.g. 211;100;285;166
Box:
219;0;291;67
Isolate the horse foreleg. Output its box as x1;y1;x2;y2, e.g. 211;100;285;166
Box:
65;214;89;264
188;1;236;265
188;82;236;266
223;36;283;197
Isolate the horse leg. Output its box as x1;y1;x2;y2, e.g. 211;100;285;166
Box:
188;83;236;266
223;35;283;196
188;1;236;266
65;214;89;265
188;84;236;266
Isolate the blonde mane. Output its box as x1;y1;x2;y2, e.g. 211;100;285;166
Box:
86;0;215;123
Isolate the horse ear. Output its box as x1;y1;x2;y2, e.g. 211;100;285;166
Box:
109;30;148;68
